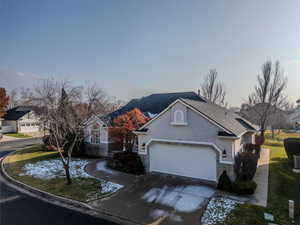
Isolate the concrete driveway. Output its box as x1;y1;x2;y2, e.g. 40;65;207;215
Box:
85;159;138;187
90;174;216;225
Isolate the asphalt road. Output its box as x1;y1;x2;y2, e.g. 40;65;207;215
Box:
0;139;119;225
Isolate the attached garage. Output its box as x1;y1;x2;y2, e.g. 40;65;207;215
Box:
149;142;217;182
19;122;40;133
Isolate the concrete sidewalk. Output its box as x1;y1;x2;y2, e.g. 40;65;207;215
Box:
249;148;270;207
0;132;44;144
0;135;26;143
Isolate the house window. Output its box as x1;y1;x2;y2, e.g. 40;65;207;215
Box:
171;110;186;125
90;124;100;144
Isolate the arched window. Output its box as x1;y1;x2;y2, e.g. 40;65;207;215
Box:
90;123;100;144
174;110;184;124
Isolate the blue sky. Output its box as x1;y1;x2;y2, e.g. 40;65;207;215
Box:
0;0;299;106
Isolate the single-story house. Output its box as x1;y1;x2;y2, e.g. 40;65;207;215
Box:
290;99;300;131
83;92;203;157
134;98;257;183
1;106;42;133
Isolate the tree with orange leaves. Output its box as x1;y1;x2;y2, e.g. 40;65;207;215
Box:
110;108;150;151
0;88;9;118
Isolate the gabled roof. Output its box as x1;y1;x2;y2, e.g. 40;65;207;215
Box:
139;98;257;137
106;92;205;123
3;106;37;120
180;98;257;136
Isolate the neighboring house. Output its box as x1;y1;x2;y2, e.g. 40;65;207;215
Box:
83;115;113;157
290;99;300;131
83;92;204;157
2;106;42;133
134;98;257;184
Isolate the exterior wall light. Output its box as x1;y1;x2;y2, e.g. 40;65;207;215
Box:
222;149;227;158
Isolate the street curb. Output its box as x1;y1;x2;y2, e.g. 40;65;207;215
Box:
0;148;142;225
0;137;42;145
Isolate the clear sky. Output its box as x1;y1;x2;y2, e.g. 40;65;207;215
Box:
0;0;299;107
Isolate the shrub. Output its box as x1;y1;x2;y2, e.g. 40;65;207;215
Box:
42;135;51;146
107;151;145;175
283;138;300;167
217;171;232;192
63;131;85;157
232;180;257;195
43;132;85;157
244;144;261;155
255;134;265;145
234;152;259;181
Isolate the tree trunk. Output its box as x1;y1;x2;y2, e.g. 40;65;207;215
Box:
260;129;265;137
271;128;275;139
64;164;72;184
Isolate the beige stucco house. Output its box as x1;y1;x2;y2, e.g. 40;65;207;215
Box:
134;98;257;184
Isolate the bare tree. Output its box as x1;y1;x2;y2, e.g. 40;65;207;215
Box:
35;79;83;184
8;89;19;109
201;69;226;106
74;84;123;120
19;87;35;105
85;84;108;116
246;60;287;137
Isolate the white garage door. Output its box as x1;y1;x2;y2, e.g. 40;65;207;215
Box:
149;143;217;181
19;123;40;133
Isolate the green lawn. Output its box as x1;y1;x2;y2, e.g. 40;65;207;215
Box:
5;133;32;138
3;145;105;202
224;131;300;225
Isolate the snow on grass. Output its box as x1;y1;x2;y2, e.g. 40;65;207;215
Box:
86;181;123;201
96;161;116;175
201;197;238;225
20;158;123;198
101;181;123;193
20;159;91;179
142;185;215;213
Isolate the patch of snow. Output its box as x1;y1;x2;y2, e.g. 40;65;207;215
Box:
150;209;167;218
142;185;216;213
20;158;124;197
150;209;183;223
201;197;239;225
96;161;116;175
182;185;215;198
20;159;91;180
101;181;123;194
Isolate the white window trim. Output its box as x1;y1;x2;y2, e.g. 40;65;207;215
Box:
171;110;187;126
170;121;188;126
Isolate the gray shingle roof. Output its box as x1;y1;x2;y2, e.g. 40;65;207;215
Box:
180;98;257;136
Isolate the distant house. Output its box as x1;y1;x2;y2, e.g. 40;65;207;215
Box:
290;99;300;131
2;106;42;133
83;92;204;157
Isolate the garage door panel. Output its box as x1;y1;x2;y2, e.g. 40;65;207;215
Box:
149;143;217;181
